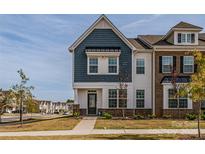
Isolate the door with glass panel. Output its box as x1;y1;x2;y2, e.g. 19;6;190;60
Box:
88;93;97;115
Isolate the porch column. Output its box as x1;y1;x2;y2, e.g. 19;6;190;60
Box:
74;88;78;104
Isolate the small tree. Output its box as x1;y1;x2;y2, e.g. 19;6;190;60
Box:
118;70;128;118
0;89;14;123
178;50;205;138
11;69;34;126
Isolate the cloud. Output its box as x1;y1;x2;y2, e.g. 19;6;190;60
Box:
120;14;162;30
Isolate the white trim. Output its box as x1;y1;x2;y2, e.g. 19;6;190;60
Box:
152;51;155;114
86;51;121;57
69;15;136;52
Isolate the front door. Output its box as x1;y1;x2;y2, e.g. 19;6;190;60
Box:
88;93;97;115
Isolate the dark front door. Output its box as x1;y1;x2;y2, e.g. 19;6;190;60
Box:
88;93;97;115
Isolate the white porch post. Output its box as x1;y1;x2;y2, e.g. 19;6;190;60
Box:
74;88;78;104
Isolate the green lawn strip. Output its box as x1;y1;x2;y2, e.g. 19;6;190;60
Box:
95;119;205;129
0;134;204;140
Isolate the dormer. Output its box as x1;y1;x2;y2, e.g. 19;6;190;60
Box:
163;21;203;46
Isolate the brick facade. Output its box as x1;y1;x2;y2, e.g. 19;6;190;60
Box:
155;51;197;117
98;109;152;117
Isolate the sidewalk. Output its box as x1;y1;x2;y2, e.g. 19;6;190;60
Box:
0;116;205;137
0;129;204;137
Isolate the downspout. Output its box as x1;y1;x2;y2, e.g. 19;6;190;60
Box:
152;50;156;115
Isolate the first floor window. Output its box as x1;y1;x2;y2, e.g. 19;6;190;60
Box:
168;89;188;108
162;56;173;73
108;89;117;108
168;89;178;108
136;90;145;108
108;57;117;73
89;58;98;73
108;89;127;108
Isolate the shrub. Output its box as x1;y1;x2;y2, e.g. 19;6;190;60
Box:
148;114;156;119
133;114;144;120
201;114;205;120
102;112;112;119
73;111;80;118
186;113;197;120
162;114;172;119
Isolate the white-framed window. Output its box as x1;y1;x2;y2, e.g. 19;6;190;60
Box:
178;33;195;44
108;89;127;108
89;58;98;74
108;89;117;108
108;57;118;73
183;56;194;73
162;56;173;73
136;59;145;74
168;89;188;108
136;90;145;108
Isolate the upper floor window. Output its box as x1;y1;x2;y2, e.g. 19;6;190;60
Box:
108;57;117;73
178;33;195;44
136;59;145;74
89;58;98;73
183;56;194;73
162;56;173;73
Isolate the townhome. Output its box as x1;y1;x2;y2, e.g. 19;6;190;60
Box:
69;15;205;117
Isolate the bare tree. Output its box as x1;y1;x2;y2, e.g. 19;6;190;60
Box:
11;69;34;126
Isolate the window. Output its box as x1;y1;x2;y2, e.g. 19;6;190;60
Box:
179;95;188;108
108;89;117;108
136;90;145;108
108;89;127;108
178;33;195;44
183;56;194;73
108;57;117;73
89;58;98;73
168;89;188;108
168;89;178;108
162;56;173;73
136;59;145;74
119;89;127;108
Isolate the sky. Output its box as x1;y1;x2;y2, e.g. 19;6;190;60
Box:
0;14;205;101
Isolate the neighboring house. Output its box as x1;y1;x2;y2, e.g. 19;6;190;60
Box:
38;100;73;114
69;15;205;117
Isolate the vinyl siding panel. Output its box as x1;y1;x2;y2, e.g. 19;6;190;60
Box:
74;29;132;82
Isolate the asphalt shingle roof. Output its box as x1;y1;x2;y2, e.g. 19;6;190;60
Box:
173;21;203;29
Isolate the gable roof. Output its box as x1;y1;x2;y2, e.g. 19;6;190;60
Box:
173;21;203;29
69;15;136;52
128;38;151;49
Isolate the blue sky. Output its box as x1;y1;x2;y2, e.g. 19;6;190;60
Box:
0;14;205;101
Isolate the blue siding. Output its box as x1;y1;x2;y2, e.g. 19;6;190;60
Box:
74;29;132;82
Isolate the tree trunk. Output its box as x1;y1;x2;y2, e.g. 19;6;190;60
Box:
20;95;23;126
197;101;201;138
0;115;2;123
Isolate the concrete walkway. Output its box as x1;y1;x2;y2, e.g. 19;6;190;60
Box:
73;116;97;131
0;129;204;137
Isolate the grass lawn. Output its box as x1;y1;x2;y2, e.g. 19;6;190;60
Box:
95;119;205;129
0;134;204;140
0;117;80;132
